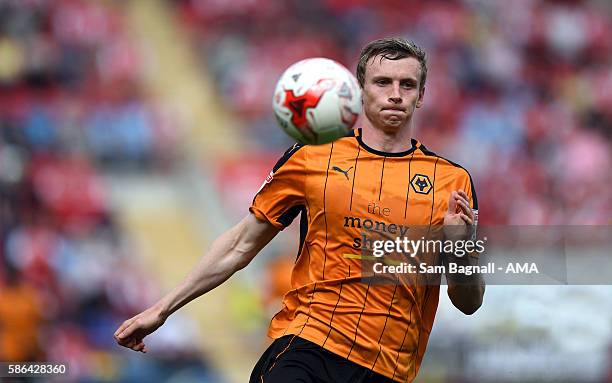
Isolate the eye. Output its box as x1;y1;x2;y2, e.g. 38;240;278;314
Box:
375;78;390;86
400;81;416;89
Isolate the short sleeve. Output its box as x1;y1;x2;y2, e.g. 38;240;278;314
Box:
250;143;307;229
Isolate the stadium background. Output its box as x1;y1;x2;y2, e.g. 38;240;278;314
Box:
0;0;611;381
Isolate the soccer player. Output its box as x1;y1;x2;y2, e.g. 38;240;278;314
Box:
114;37;484;383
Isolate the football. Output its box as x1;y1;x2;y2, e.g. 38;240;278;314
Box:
272;58;361;145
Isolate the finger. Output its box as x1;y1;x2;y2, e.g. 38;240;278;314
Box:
115;317;137;339
454;193;471;210
447;191;458;213
456;193;470;204
456;190;471;203
118;317;145;341
118;328;141;347
455;198;473;217
114;321;130;339
456;194;471;209
460;213;473;226
133;341;146;352
126;338;145;351
117;336;131;346
124;337;139;348
458;200;473;215
116;324;136;342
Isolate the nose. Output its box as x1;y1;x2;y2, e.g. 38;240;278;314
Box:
388;82;402;104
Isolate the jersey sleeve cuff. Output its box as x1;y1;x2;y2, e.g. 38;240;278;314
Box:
249;206;286;230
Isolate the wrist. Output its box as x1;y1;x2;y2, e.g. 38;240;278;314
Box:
153;299;172;321
443;224;472;241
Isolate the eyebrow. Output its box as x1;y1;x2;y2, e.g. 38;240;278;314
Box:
371;75;418;84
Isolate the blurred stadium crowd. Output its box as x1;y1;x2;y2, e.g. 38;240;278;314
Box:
0;0;611;382
0;0;215;381
175;0;612;224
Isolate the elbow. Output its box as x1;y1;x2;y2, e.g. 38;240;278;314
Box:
455;298;482;315
449;285;485;315
227;237;259;271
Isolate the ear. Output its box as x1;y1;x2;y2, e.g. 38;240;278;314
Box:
416;86;425;108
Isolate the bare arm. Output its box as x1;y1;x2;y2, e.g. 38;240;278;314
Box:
443;252;485;315
114;213;279;352
443;190;485;315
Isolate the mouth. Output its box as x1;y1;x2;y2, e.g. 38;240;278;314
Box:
382;107;406;112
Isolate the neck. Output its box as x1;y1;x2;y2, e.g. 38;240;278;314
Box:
360;122;414;153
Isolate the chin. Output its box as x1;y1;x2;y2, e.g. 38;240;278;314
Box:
380;121;408;133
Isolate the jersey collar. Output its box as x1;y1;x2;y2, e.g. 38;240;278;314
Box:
354;128;419;157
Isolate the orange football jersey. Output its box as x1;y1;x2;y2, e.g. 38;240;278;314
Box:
250;128;477;382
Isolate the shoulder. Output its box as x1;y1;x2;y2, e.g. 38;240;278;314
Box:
417;143;479;207
275;131;358;167
417;143;473;181
272;142;306;172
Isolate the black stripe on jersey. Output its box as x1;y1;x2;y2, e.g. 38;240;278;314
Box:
251;143;305;206
420;144;478;209
277;204;304;227
305;237;312;273
281;243;315;338
392;300;415;381
293;198;312;263
296;278;318;338
347;279;372;359
290;243;316;338
469;176;479;210
322;142;334;279
322;278;346;348
409;286;433;382
349;145;361;211
428;157;440;226
371;284;399;371
378;156;386;201
273;142;305;172
295;206;308;261
403;152;415;219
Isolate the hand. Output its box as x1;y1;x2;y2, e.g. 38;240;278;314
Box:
114;305;166;353
443;189;474;241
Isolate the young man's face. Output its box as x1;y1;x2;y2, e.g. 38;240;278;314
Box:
361;55;425;133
